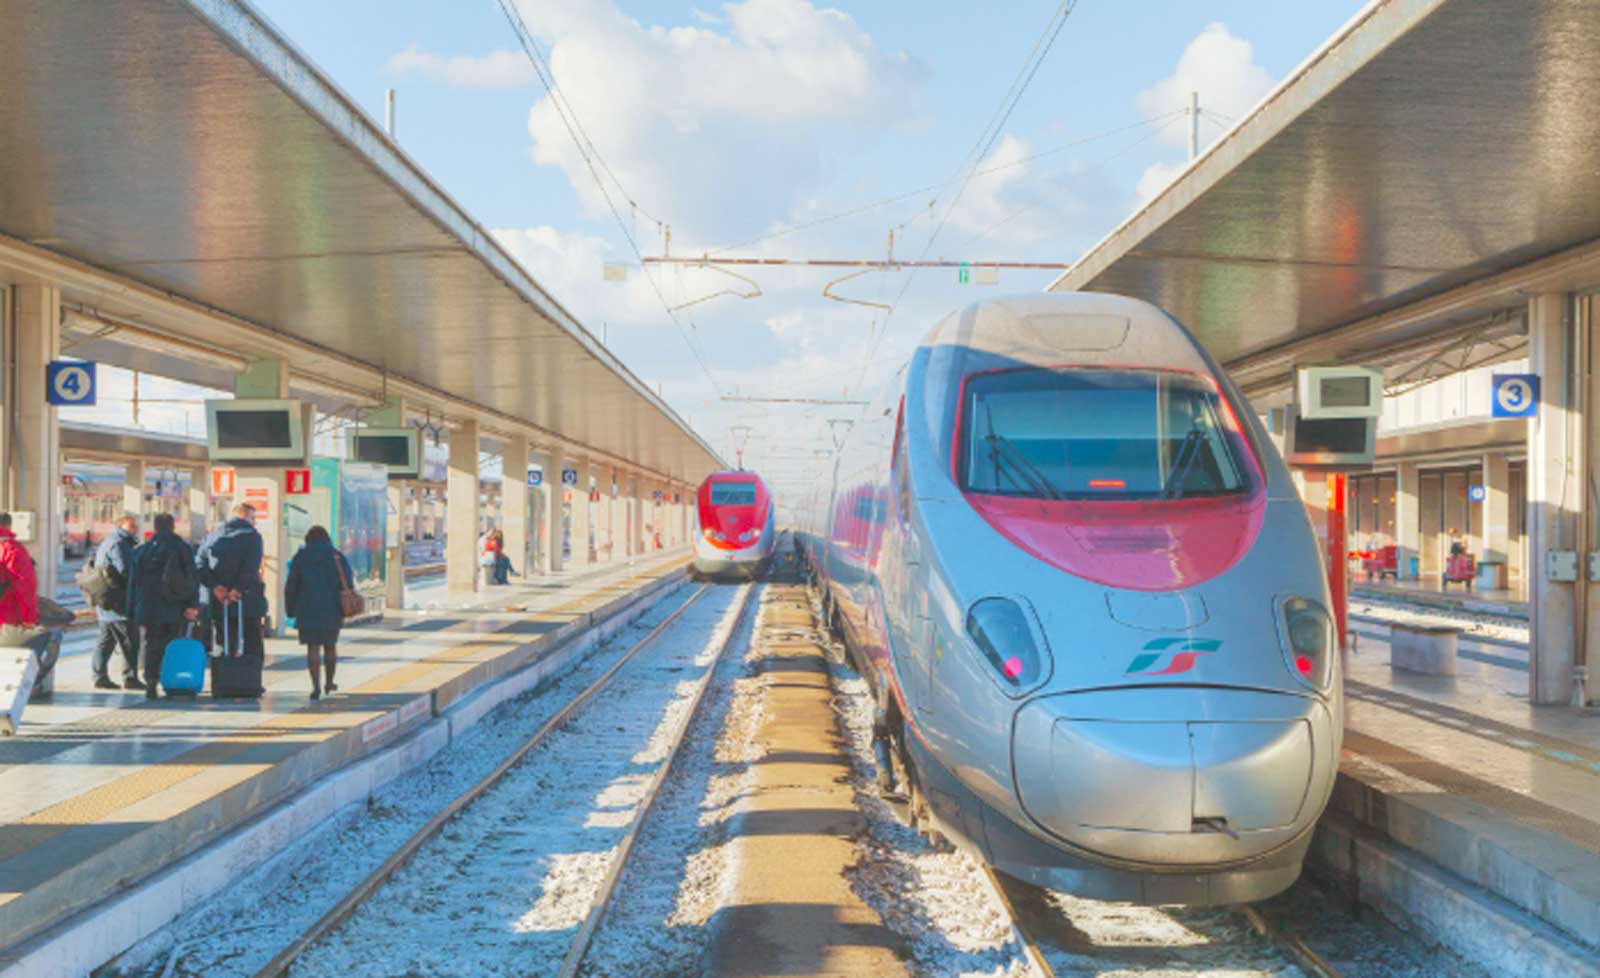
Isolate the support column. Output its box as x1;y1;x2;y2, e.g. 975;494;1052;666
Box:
6;285;63;602
596;463;614;562
446;420;481;593
1527;293;1579;705
536;449;560;574
571;458;593;567
123;459;146;532
628;473;642;558
1395;462;1421;580
188;465;210;540
1481;453;1511;566
502;434;529;580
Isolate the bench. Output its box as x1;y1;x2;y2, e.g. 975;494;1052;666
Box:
1389;621;1460;676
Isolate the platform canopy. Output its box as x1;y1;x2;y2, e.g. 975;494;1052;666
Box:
0;0;720;483
1051;0;1600;399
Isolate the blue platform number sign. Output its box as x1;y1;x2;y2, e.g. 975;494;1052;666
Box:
46;360;96;406
1468;485;1487;503
1491;374;1538;418
561;468;578;486
527;470;542;487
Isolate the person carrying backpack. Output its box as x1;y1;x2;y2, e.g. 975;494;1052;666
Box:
284;525;354;700
125;512;199;699
89;514;142;690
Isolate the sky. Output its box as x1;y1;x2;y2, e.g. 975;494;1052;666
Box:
74;0;1367;498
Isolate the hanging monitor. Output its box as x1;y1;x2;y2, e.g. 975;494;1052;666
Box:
349;426;421;479
1284;408;1376;470
205;399;306;462
1296;366;1383;419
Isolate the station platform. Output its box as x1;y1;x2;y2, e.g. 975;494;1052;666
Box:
1316;623;1600;976
1351;578;1529;619
0;550;690;964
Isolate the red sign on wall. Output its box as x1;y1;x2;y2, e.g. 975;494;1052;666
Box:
285;468;312;495
211;468;236;495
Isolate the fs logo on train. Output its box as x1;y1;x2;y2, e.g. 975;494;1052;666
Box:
1125;637;1221;676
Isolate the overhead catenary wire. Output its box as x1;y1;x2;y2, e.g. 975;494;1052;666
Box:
852;0;1080;393
493;0;721;396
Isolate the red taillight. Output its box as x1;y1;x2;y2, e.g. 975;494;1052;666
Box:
1088;479;1125;489
1002;656;1024;679
1295;655;1314;676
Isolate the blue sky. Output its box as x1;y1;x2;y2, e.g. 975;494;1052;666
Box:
105;1;1367;486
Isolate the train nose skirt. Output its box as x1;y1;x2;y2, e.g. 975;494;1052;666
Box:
1013;689;1317;863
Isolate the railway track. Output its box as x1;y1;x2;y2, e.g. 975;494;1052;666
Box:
232;580;754;978
980;864;1344;978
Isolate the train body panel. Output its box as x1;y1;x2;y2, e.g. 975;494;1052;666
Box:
812;293;1340;905
692;471;776;578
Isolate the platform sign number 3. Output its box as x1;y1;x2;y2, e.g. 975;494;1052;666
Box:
1492;374;1539;418
46;360;96;406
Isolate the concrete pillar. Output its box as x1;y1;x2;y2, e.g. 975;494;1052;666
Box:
1395;462;1421;580
627;473;642;558
1481;452;1511;566
446;420;481;593
385;484;404;610
502;434;529;579
4;285;63;601
571;458;592;567
536;449;559;574
1527;293;1579;705
595;463;613;562
124;459;146;532
236;357;289;399
188;465;210;540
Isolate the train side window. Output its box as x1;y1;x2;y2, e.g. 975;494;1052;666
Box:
891;397;911;526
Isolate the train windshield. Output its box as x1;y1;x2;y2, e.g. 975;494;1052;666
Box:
960;368;1252;500
710;482;758;506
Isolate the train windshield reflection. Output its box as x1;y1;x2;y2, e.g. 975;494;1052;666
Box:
960;367;1250;500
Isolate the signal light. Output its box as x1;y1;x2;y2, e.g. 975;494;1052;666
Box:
1295;655;1314;676
1087;479;1126;489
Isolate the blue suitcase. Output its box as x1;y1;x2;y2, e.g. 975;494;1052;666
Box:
160;626;206;698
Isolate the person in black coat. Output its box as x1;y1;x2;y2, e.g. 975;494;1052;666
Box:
196;503;266;658
125;513;200;698
284;525;353;700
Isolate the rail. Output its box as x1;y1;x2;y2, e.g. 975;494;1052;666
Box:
247;581;720;978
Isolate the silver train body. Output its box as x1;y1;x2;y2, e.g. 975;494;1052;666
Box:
798;293;1341;906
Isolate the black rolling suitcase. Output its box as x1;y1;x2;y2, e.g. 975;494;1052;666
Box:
210;599;264;699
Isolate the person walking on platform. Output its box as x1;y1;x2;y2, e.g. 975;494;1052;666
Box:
197;503;266;658
484;529;516;585
0;513;39;631
126;513;199;698
284;525;352;700
90;514;142;690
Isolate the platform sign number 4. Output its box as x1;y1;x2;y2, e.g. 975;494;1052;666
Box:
1492;374;1539;418
46;360;96;406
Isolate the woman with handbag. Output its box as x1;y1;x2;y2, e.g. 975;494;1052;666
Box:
284;525;359;700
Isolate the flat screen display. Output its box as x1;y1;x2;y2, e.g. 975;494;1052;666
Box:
353;435;412;468
215;409;294;449
1291;417;1370;455
1319;375;1372;410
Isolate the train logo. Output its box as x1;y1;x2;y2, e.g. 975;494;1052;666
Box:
1125;637;1221;676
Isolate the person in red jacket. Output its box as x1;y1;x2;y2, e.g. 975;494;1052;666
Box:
0;513;39;627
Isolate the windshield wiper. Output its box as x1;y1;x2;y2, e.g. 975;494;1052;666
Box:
1163;428;1206;499
984;408;1064;500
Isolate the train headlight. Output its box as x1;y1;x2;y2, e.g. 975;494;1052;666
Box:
965;596;1050;694
1278;596;1335;691
704;527;726;542
737;528;760;543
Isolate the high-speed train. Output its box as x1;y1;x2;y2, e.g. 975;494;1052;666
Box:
799;293;1341;906
691;470;776;579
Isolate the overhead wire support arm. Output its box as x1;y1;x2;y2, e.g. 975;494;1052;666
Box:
667;258;763;312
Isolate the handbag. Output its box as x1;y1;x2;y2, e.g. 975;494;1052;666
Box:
334;552;365;619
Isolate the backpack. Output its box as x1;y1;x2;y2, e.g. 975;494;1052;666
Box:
159;545;197;605
76;558;117;609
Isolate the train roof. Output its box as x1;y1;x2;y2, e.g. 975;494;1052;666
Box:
918;293;1209;374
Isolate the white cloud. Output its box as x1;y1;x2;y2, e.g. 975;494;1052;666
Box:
1134;159;1185;203
512;0;925;239
385;44;537;89
1135;23;1272;150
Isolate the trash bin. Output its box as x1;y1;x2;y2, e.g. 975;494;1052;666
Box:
1477;560;1508;590
1407;556;1420;579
